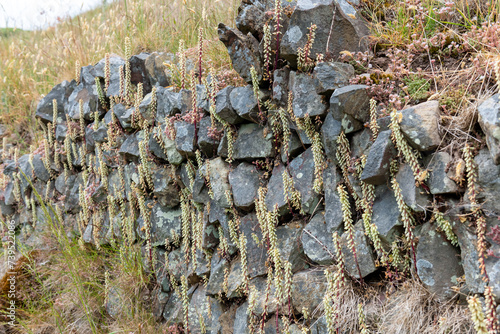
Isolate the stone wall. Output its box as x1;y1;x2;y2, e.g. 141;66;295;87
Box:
2;0;500;332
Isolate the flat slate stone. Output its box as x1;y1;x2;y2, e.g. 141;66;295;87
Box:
426;151;459;194
291;269;328;314
265;163;288;215
228;162;263;211
216;86;244;125
395;163;431;212
399;100;441;152
174;121;196;155
229;85;260;123
313;62;355;96
233;123;274;160
340;222;377;279
416;222;463;300
301;212;339;265
361;130;396;185
280;0;369;66
289;71;328;119
239;212;268;278
321;112;342;163
218;23;262;84
478;93;500;164
371;186;403;247
289;147;322;214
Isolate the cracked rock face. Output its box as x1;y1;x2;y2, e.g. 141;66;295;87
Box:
280;0;369;66
399;100;441;152
218;24;263;84
416;222;464;300
478;93;500;164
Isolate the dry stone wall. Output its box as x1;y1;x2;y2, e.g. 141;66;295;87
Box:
2;0;500;331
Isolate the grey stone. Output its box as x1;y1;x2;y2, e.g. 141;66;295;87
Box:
138;91;156;125
240;212;268;278
226;257;245;298
426;152;459;194
280;0;369;66
113;104;134;129
118;131;145;161
207;157;232;208
371;186;402;247
152;290;169;321
145;52;176;87
416;222;463;300
196;84;210;113
361;130;396;185
281;131;304;163
399;100;441;151
209;202;237;254
93;124;108;143
31;154;50;182
152;167;180;208
289;71;328;119
129;52;152;95
229;85;260;123
147;204;182;246
206;253;230;296
321;112;342;163
192;168;211;205
478;94;500;164
201;207;219;251
90;182;107;203
291;269;328;314
166;248;187;282
289;148;322;214
163;291;184;324
324;161;343;226
265;163;288;215
235;0;296;39
55;123;68;141
208;297;225;334
277;221;307;272
65;174;83;212
313;62;355;96
395;163;431;212
340;222;377;279
36;80;76;124
106;286;124;319
272;67;290;107
233;123;275;160
218;23;263;84
474;148;500;214
174;121;196;155
229;162;263;211
233;302;251;334
85;126;96;152
156;87;183;121
148;130;168;160
302;212;338;265
310;315;328;334
451;218;487;296
66;83;99;121
330;84;370;124
188;285;213;333
159;128;185;165
216;86;244;125
248;276;278;315
198;117;222;157
92;54;126;97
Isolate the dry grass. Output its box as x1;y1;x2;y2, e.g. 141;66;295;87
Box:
306;278;474;333
0;0;239;152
